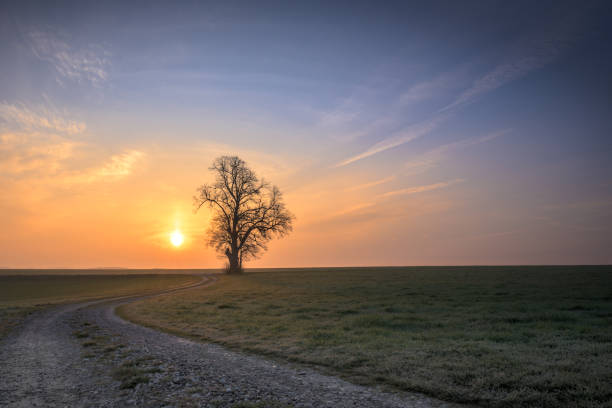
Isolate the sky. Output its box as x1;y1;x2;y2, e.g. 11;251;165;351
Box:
1;0;611;268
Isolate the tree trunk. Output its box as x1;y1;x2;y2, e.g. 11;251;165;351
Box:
226;250;242;274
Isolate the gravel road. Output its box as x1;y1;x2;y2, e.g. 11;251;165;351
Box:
0;275;466;408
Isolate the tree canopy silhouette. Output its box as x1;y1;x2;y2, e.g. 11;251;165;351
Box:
194;156;293;274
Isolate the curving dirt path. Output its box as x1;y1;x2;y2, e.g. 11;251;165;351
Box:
0;275;466;408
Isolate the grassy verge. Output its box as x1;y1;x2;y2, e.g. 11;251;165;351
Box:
119;266;612;407
0;274;200;341
0;306;40;340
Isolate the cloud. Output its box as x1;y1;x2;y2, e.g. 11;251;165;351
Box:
334;57;537;168
28;31;109;85
398;70;467;105
330;202;376;217
439;12;579;113
0;102;86;135
0;102;143;183
59;150;146;184
335;114;449;167
0;131;78;175
312;86;384;144
439;56;559;113
335;18;578;168
318;108;360;129
0;130;144;183
93;150;145;179
343;176;395;192
404;129;511;174
301;201;382;230
334;57;532;168
0;102;90;177
379;179;465;198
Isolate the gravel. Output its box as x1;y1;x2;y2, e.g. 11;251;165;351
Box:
0;275;467;408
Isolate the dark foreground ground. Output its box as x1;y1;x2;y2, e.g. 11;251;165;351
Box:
0;274;459;408
1;266;610;407
120;266;612;407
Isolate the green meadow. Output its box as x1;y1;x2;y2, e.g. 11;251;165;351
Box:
0;273;199;340
119;266;612;407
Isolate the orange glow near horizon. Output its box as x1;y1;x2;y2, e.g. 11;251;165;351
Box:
1;140;608;268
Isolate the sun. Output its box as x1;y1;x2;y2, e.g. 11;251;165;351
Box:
170;229;184;247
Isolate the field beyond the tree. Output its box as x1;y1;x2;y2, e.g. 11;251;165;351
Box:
119;266;612;407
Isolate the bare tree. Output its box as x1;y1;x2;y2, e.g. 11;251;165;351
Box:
194;156;293;274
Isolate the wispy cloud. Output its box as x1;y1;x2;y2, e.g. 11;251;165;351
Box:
317;107;360;129
440;56;560;113
315;67;464;146
399;69;468;106
0;130;144;183
0;102;86;135
335;57;535;168
404;129;511;174
0;101;143;183
28;31;110;85
61;150;146;184
330;202;376;217
441;9;581;113
313;83;387;143
92;150;145;179
310;178;462;227
379;179;465;198
0;102;86;177
335;20;577;167
0;132;78;175
343;176;395;192
335;57;538;168
335;114;449;167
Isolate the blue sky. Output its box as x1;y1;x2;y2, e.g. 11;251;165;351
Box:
1;1;611;267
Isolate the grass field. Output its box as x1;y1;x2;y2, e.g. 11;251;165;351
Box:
0;269;218;276
0;273;200;340
119;266;612;407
